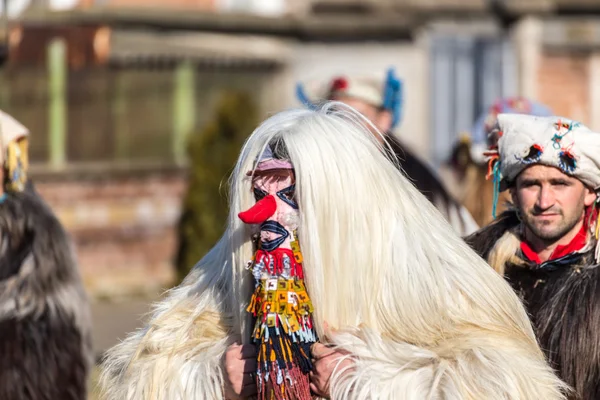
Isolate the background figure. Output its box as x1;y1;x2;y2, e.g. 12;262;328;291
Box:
297;69;479;236
449;97;553;227
101;103;565;400
0;110;92;400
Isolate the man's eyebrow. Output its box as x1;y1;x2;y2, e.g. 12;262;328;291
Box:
549;178;571;184
519;178;539;185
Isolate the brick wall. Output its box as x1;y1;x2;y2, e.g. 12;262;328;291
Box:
33;168;188;298
537;51;591;124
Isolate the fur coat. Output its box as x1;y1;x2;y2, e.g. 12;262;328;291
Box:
100;245;566;400
466;211;600;400
0;190;93;400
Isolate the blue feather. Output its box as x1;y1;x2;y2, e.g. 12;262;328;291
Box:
295;83;318;110
382;68;403;128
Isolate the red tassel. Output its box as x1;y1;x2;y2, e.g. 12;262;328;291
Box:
258;363;312;400
254;249;304;278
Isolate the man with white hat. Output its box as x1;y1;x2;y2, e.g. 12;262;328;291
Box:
0;110;92;400
466;113;600;399
448;97;554;227
297;69;479;236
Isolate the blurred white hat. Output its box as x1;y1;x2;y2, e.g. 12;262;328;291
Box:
0;109;30;192
302;75;385;108
0;109;29;160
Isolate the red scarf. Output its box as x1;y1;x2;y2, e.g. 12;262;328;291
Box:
520;225;587;264
520;207;597;264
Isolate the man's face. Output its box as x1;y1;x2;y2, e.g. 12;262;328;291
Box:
331;95;392;138
511;164;597;242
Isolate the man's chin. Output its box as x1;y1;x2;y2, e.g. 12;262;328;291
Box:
529;225;569;242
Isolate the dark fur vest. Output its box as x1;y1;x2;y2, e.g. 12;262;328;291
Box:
0;190;92;400
466;211;600;400
386;135;478;235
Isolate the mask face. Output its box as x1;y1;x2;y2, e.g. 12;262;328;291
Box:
250;169;298;252
239;166;301;279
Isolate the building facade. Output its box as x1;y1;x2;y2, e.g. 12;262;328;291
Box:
2;0;598;297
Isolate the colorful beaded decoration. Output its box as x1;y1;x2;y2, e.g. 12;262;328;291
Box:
552;120;579;149
247;231;317;400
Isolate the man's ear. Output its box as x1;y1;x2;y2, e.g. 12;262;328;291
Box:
375;110;393;133
509;186;518;208
584;186;597;207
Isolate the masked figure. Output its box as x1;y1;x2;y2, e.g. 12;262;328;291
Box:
101;103;565;400
0;110;92;400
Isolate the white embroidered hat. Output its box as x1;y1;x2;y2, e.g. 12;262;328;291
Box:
492;113;600;191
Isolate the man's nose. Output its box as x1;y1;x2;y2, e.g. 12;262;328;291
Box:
537;186;556;211
238;195;277;224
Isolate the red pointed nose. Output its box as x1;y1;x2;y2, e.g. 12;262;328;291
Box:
238;194;277;224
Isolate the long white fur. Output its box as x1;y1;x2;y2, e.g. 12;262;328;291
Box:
101;102;566;399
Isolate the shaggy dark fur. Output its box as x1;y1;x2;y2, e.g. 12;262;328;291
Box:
464;210;520;260
0;190;92;400
467;212;600;400
387;135;452;205
386;135;473;233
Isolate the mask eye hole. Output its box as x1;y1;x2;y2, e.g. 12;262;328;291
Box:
279;189;295;202
276;184;298;210
559;150;577;173
253;187;268;201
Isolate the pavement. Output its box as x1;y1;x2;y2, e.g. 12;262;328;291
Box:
88;293;163;399
90;294;162;361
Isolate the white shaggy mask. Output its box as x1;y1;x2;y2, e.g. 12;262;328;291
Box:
493;113;600;191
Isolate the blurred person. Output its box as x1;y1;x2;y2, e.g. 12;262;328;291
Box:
448;97;553;226
297;69;478;236
466;113;600;399
0;110;92;400
100;103;564;400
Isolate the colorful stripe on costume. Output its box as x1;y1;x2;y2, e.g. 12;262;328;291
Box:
247;235;317;400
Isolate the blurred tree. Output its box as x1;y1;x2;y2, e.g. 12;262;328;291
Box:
175;91;259;282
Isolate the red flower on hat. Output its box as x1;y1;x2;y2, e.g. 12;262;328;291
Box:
330;77;349;92
509;97;531;113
